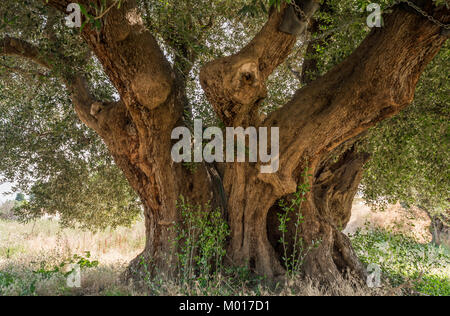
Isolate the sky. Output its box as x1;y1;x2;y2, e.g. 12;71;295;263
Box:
0;182;15;203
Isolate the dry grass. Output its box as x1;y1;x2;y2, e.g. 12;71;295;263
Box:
0;217;394;296
0;218;146;296
1;201;445;296
0;218;145;264
345;199;432;243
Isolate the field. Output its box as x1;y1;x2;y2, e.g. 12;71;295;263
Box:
0;218;145;296
0;202;448;296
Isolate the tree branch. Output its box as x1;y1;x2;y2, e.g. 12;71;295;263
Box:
263;2;449;187
200;1;319;126
0;35;101;131
44;0;177;113
0;62;49;78
0;36;49;68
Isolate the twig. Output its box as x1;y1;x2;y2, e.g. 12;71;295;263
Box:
94;0;122;21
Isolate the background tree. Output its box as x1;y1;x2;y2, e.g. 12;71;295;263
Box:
0;0;448;283
14;193;25;202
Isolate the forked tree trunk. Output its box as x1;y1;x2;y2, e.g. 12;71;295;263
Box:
38;0;448;283
199;3;447;282
123;3;447;282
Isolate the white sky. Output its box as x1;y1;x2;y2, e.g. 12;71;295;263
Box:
0;182;15;203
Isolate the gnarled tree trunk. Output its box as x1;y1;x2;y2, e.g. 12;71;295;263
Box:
200;1;448;282
26;0;448;283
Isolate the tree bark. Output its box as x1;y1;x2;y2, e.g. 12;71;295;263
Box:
32;0;449;283
201;1;448;281
41;0;218;278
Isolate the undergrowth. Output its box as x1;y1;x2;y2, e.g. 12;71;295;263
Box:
350;227;450;296
1;210;449;296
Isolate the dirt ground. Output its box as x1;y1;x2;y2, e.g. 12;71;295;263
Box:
344;198;432;243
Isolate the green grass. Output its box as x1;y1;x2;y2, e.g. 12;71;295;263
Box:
350;228;450;296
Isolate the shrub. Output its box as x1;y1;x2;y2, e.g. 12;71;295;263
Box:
350;227;450;296
172;197;229;284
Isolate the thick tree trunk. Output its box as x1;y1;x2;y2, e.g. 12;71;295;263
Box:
99;103;216;279
133;3;446;281
299;146;370;282
263;144;370;283
42;0;217;279
220;143;370;283
39;0;448;284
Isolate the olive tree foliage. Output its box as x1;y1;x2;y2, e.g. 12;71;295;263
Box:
0;0;447;231
0;0;142;229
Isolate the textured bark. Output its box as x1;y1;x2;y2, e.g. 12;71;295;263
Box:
79;1;219;277
200;2;318;126
28;0;449;282
263;142;370;283
298;0;333;85
40;0;217;278
201;2;449;281
301;146;370;282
